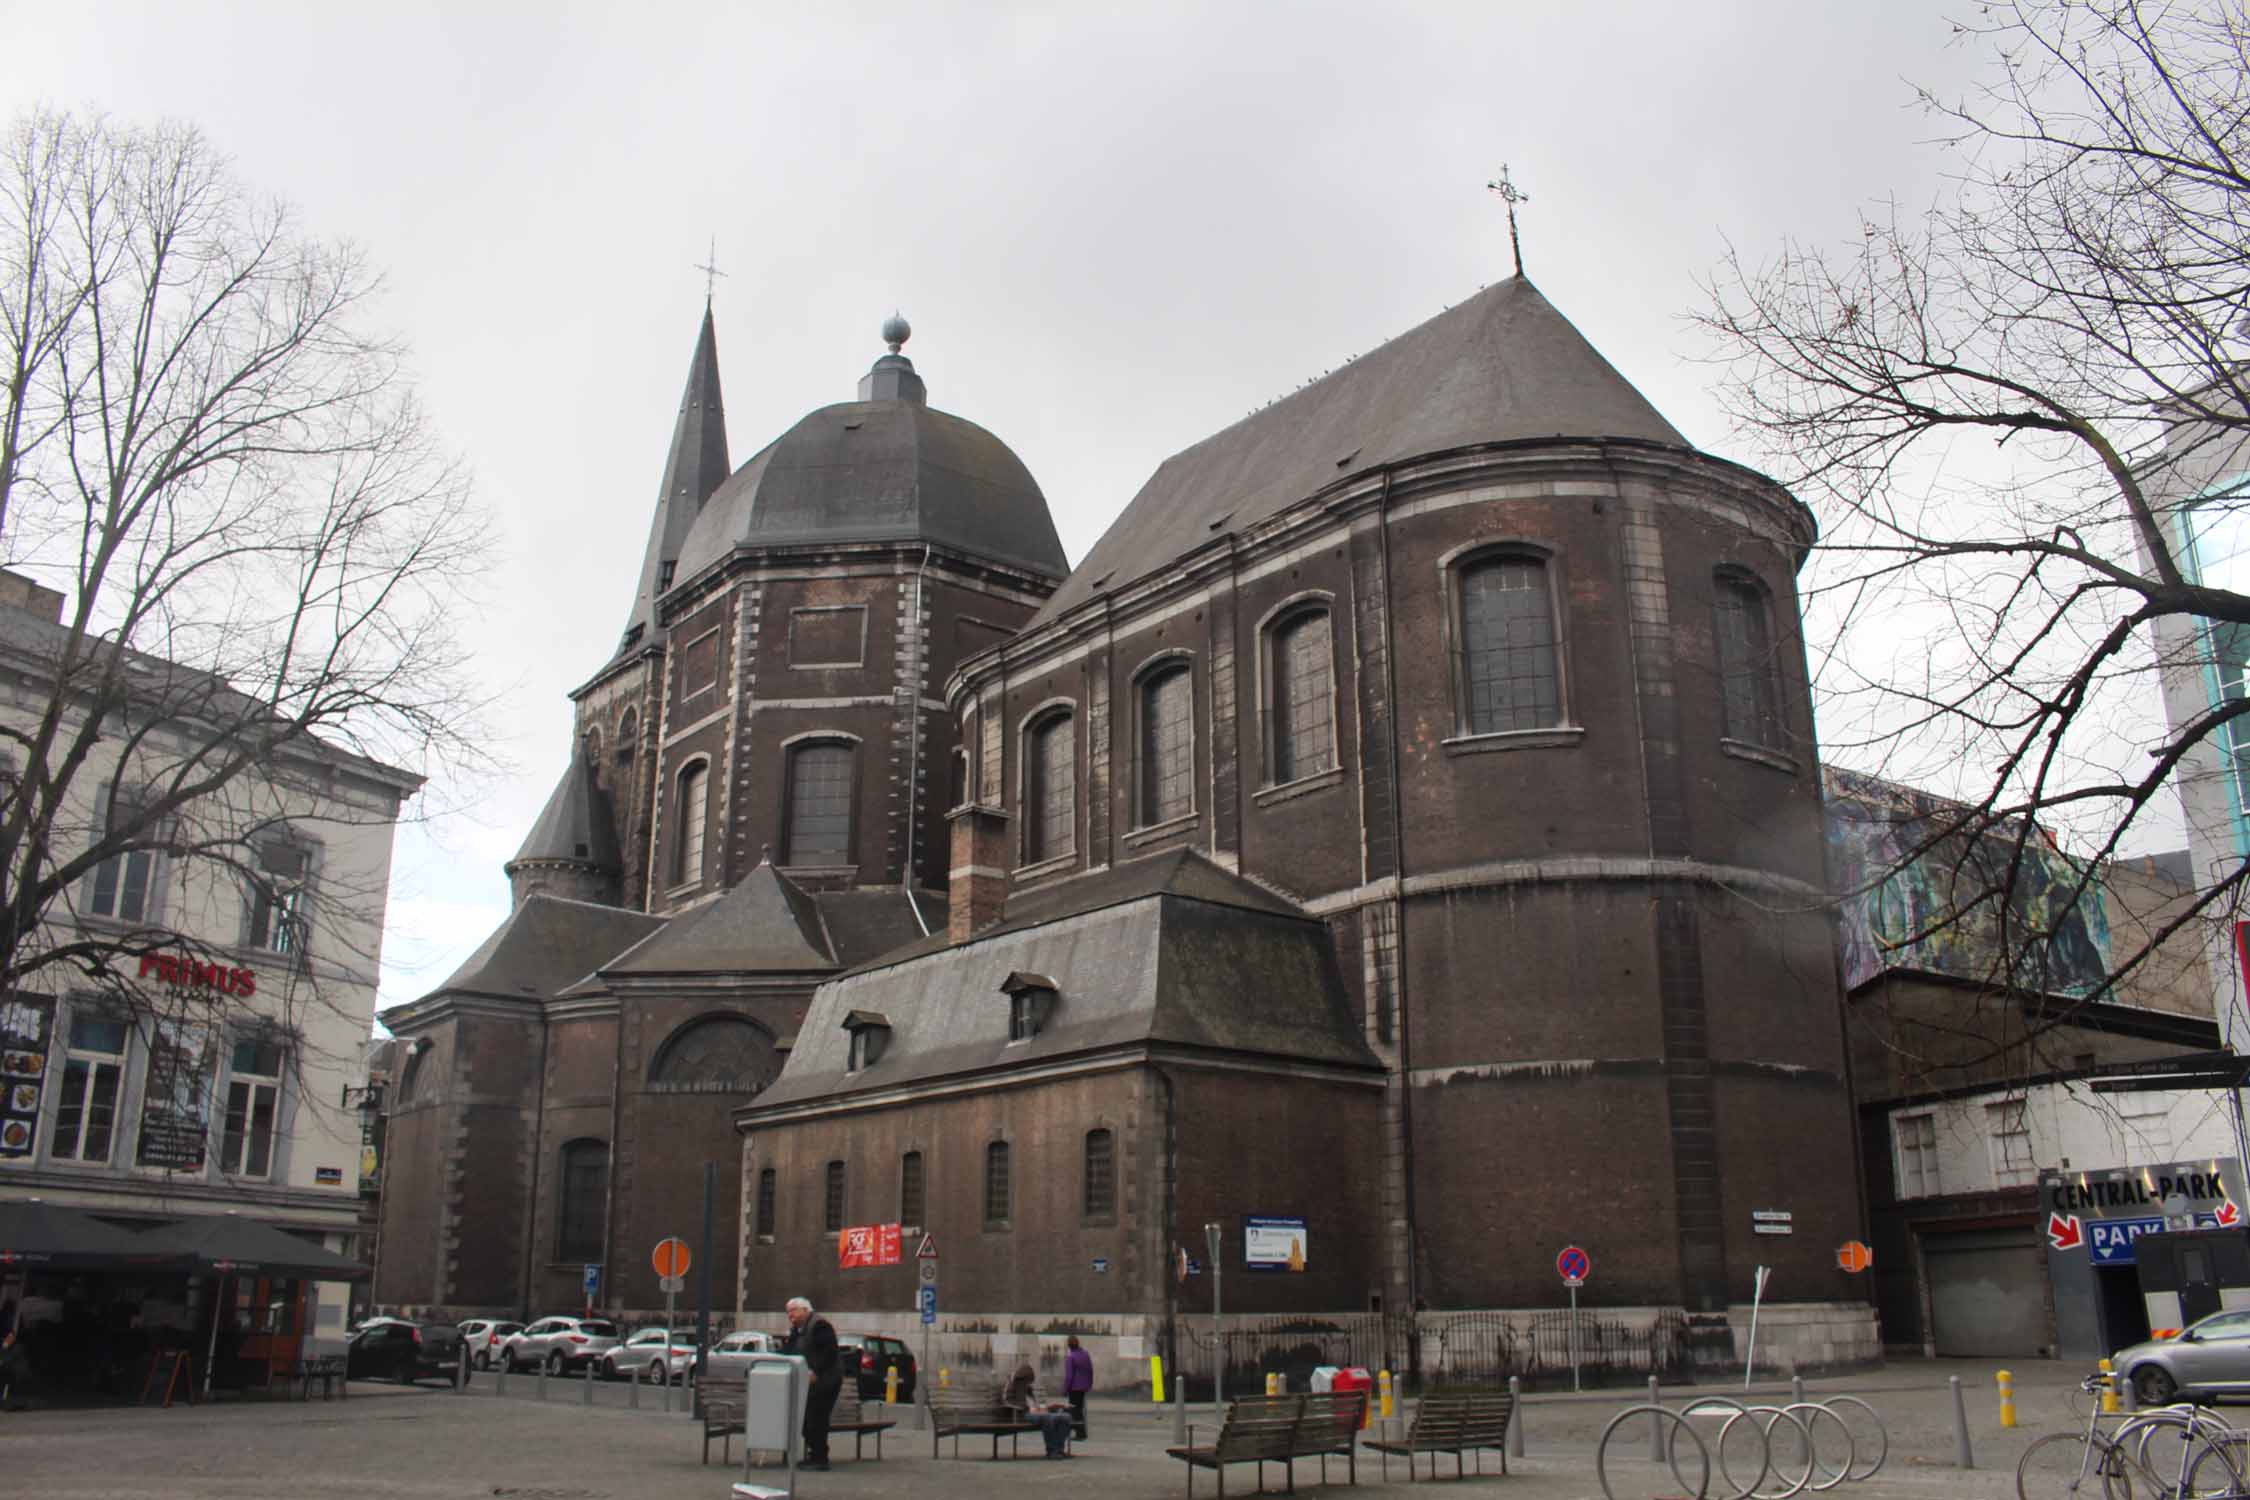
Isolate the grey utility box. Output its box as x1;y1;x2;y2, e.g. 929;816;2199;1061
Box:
742;1353;811;1459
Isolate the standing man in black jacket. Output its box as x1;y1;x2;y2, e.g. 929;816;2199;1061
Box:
783;1297;841;1470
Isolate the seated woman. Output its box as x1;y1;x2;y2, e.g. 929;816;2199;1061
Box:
1000;1363;1075;1459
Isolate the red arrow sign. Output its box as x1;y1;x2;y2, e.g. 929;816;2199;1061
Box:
2049;1212;2084;1251
2219;1200;2241;1228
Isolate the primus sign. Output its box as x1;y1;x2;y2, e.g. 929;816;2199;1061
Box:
137;952;258;996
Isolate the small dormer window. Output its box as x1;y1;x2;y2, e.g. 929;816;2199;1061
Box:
1000;971;1058;1043
842;1010;892;1072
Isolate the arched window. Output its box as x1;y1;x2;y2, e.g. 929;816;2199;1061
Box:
1083;1128;1115;1220
673;761;709;886
984;1140;1012;1227
756;1167;777;1240
1457;554;1561;734
784;740;855;866
947;747;969;811
1714;572;1784;750
557;1139;607;1262
649;1016;776;1091
900;1151;925;1227
616;709;638;767
1137;664;1194;825
1025;712;1074;863
824;1160;847;1233
1269;607;1336;783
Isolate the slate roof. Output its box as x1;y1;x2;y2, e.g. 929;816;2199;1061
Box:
672;352;1068;585
1032;276;1689;624
748;850;1380;1112
424;893;665;1003
507;756;622;874
602;858;835;976
616;305;731;657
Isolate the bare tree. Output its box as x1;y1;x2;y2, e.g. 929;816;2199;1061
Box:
1697;1;2250;1068
0;108;485;1067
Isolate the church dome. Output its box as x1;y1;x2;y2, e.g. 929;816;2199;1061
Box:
672;338;1068;584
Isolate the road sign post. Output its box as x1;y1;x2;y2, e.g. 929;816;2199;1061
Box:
1555;1246;1590;1393
582;1262;600;1314
1206;1222;1224;1420
649;1236;691;1406
916;1236;937;1404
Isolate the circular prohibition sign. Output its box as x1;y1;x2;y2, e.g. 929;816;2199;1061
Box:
1557;1245;1591;1285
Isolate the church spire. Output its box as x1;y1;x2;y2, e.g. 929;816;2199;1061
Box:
616;304;731;656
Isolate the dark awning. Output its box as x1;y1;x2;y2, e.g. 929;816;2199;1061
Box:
0;1198;188;1272
131;1213;368;1281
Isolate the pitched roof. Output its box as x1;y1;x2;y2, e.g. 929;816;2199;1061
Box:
426;893;665;1002
507;756;622;873
1032;276;1688;624
616;305;731;657
602;858;835;976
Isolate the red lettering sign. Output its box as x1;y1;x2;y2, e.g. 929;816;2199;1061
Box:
136;953;257;997
879;1222;902;1266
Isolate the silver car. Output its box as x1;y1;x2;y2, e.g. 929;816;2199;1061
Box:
499;1315;621;1374
602;1326;699;1383
2115;1308;2250;1404
458;1318;523;1372
700;1329;778;1380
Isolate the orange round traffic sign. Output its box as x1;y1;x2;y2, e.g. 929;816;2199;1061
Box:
652;1236;691;1278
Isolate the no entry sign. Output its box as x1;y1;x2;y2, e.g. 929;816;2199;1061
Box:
1557;1245;1590;1286
651;1236;691;1278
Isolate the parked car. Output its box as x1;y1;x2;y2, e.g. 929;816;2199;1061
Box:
840;1333;917;1401
701;1329;778;1381
457;1318;524;1372
346;1319;465;1386
499;1315;621;1374
2115;1309;2250;1403
603;1326;700;1383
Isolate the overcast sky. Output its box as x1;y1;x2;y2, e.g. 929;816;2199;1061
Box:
0;1;2002;1014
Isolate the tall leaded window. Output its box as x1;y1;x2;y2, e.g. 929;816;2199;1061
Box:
1270;608;1336;782
674;762;709;885
984;1140;1011;1226
900;1151;925;1227
557;1139;608;1261
824;1159;847;1233
1714;573;1783;749
54;1011;127;1164
785;741;854;866
1138;664;1194;824
1458;555;1560;734
756;1166;778;1239
1026;712;1074;862
220;1035;285;1178
247;838;312;958
1083;1129;1115;1219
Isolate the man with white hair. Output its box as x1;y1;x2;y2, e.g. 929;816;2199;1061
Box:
782;1296;842;1470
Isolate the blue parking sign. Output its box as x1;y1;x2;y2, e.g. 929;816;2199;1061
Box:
2087;1217;2163;1265
918;1285;937;1326
583;1262;601;1295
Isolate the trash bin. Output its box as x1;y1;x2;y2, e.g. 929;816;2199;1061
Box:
1332;1366;1373;1427
1310;1366;1340;1394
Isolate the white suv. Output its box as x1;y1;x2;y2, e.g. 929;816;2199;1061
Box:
500;1316;620;1374
458;1318;522;1372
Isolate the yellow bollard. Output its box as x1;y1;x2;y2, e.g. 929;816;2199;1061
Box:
1379;1369;1394;1420
2099;1357;2120;1414
939;1367;951;1390
885;1364;899;1405
1997;1369;2017;1429
1266;1372;1280;1396
1150;1355;1165;1403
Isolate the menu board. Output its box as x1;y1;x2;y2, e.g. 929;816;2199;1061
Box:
0;993;53;1159
134;1015;213;1171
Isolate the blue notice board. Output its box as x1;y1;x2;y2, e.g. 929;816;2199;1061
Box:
2089;1217;2164;1265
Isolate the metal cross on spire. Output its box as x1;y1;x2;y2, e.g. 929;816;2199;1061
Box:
1485;166;1530;278
695;237;728;303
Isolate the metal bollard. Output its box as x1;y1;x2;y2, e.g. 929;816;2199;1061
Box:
1951;1375;1974;1469
940;1367;951;1389
1378;1369;1394;1419
1265;1371;1280;1396
1996;1369;2016;1429
582;1359;594;1406
1508;1375;1525;1458
2099;1357;2121;1414
496;1357;509;1398
459;1348;470;1394
888;1364;901;1404
629;1361;640;1410
1648;1375;1663;1461
1791;1374;1805;1407
663;1360;674;1415
537;1356;548;1401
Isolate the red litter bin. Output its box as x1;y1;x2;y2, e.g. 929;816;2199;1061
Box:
1332;1366;1373;1427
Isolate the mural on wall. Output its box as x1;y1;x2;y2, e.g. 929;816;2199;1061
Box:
1825;766;2111;995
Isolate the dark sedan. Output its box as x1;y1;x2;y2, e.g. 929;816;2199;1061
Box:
346;1320;465;1386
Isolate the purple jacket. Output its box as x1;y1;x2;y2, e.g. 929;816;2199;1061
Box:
1063;1345;1094;1394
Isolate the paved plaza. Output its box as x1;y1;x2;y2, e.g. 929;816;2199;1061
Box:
0;1358;2150;1499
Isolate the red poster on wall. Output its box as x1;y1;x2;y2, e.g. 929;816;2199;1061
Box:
837;1222;905;1269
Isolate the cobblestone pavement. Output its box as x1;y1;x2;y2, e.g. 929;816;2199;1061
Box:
0;1356;2183;1499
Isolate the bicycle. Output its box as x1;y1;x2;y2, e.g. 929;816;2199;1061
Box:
2019;1376;2250;1499
2016;1376;2142;1499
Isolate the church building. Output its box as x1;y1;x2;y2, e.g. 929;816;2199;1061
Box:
374;274;1878;1379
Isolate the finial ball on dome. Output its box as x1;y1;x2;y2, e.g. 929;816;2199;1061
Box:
882;311;911;354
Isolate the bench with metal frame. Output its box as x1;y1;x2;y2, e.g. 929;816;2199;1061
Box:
1167;1391;1368;1497
927;1389;1047;1459
1363;1388;1515;1482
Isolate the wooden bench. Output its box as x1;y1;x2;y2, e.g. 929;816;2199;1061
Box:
1295;1390;1369;1485
699;1379;900;1466
927;1389;1045;1459
1167;1393;1307;1497
1364;1388;1515;1482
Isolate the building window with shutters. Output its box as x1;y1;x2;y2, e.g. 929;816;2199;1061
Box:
53;1009;127;1164
824;1159;846;1233
1135;661;1195;827
756;1167;777;1242
673;761;709;887
784;740;855;866
1714;570;1788;757
220;1034;286;1178
1452;551;1564;737
984;1140;1011;1229
1894;1112;1939;1199
557;1139;608;1261
1266;605;1337;786
1023;710;1075;865
900;1151;925;1228
1083;1129;1115;1222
